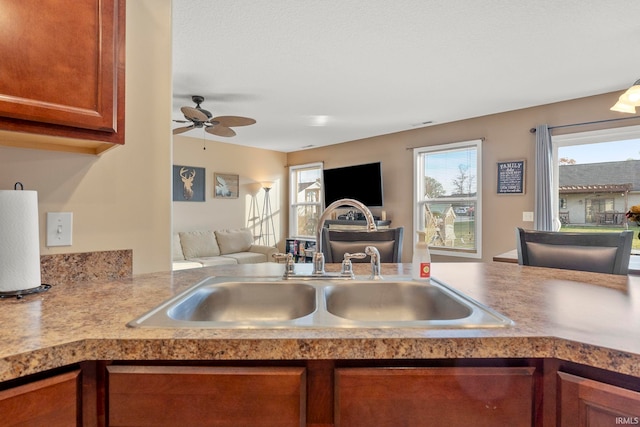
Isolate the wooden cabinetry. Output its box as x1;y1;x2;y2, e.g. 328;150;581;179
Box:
106;365;306;427
0;0;126;155
335;366;536;427
4;358;640;427
558;371;640;427
0;369;80;427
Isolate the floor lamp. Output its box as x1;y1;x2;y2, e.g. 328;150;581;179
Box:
246;183;262;241
258;182;276;246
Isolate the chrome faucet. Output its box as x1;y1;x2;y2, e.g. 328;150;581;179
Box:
312;198;377;276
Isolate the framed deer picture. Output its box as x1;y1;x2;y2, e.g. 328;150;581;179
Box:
172;165;205;202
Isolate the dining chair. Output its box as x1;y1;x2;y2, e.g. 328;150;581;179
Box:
322;227;404;263
515;227;633;275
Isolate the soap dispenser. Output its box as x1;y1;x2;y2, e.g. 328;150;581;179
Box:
412;231;431;281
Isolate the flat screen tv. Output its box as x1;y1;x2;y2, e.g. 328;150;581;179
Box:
323;162;384;208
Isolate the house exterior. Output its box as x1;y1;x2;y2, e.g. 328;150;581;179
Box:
558;160;640;226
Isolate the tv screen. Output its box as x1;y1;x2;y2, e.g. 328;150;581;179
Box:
323;162;384;207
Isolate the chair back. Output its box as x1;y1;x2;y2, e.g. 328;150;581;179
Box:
515;227;633;275
322;227;404;263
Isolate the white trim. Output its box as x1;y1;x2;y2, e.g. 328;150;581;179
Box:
413;139;482;259
288;162;323;238
551;125;640;224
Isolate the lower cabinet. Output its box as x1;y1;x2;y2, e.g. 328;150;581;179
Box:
335;366;536;427
106;365;306;427
0;369;80;427
4;359;640;427
558;372;640;427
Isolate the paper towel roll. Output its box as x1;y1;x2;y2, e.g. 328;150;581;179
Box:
0;190;42;292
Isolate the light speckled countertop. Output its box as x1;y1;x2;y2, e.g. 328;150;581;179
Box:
1;262;639;382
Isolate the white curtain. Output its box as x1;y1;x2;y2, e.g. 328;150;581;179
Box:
534;124;554;231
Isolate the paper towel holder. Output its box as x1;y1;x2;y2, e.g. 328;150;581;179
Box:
0;284;52;300
0;183;52;299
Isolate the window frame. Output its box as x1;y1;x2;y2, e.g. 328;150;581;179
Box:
288;162;323;239
551;124;640;221
413;139;483;259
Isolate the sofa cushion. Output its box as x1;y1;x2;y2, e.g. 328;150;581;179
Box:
172;233;186;261
179;231;221;258
172;260;204;270
215;228;254;255
189;256;238;267
222;252;268;264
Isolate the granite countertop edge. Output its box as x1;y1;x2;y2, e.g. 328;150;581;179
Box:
1;262;639;382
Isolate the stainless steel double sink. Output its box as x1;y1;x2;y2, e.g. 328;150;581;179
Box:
127;276;513;329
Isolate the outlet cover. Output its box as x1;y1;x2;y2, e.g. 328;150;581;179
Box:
47;212;73;246
522;211;534;222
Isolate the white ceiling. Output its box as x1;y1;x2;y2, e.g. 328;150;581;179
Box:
172;0;640;153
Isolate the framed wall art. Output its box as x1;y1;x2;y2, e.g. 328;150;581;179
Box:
172;165;205;201
214;173;239;198
497;160;525;195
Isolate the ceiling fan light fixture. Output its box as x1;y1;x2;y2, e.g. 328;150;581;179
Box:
173;95;256;136
610;98;636;114
625;82;640;103
610;79;640;113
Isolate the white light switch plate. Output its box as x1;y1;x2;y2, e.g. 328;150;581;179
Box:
47;212;73;246
522;211;534;222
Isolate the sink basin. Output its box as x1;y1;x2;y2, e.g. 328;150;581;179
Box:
324;282;472;321
128;276;513;329
168;282;316;322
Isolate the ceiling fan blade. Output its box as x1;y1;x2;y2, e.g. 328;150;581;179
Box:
206;125;236;137
212;116;256;127
173;119;190;123
181;106;209;122
173;125;195;135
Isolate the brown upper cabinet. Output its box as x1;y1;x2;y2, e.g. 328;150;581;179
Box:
0;0;125;155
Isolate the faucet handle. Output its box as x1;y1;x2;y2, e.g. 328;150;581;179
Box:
340;252;366;278
273;253;296;278
272;252;290;263
344;252;366;261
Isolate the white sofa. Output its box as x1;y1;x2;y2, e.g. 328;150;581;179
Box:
173;228;278;270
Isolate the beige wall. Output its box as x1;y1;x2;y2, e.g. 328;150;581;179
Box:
172;135;287;247
0;0;173;274
287;92;640;263
2;1;638;274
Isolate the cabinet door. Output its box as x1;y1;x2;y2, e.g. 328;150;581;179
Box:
558;372;640;427
0;0;125;153
335;366;535;427
0;370;80;427
107;365;306;427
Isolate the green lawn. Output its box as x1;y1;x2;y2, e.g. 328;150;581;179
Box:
560;225;640;250
448;221;640;251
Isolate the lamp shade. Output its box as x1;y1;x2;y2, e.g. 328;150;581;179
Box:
625;83;640;103
610;97;636;114
610;79;640;113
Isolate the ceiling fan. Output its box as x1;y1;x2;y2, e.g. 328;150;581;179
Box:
173;95;256;137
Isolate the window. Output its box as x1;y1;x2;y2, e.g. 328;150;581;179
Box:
289;163;323;238
413;139;482;258
552;125;640;254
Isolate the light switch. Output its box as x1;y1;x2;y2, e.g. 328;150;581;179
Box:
47;212;73;246
522;211;534;222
